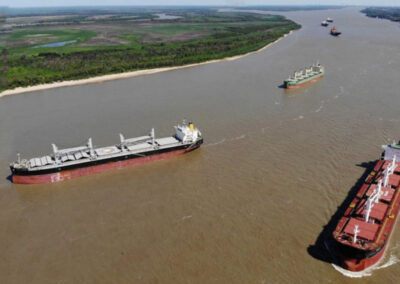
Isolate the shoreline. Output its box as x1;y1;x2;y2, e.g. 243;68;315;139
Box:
0;31;293;98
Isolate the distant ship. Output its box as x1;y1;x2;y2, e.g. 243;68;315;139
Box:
321;20;329;27
330;27;341;36
10;121;203;184
326;17;334;22
283;63;324;89
329;142;400;271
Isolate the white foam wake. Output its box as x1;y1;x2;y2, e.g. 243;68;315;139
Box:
261;126;271;134
333;86;345;100
231;134;246;140
205;134;246;147
332;263;373;278
376;254;399;269
205;138;226;147
293;115;304;121
315;102;324;113
332;254;400;278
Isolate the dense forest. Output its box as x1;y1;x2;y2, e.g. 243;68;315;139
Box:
362;7;400;22
0;10;300;92
236;6;344;11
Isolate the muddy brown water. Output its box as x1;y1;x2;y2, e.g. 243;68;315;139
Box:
1;7;400;283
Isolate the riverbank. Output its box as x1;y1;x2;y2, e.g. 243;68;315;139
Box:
0;30;293;98
361;7;400;22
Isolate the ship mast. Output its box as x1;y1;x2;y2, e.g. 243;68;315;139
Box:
353;225;360;244
119;133;126;151
365;197;373;223
52;143;59;163
365;181;383;223
151;128;155;146
88;138;95;158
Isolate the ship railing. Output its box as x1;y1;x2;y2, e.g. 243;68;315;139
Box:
11;158;29;169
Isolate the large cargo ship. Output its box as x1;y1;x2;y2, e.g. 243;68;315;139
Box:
330;27;341;36
321;20;329;27
329;142;400;271
10;121;203;184
283;63;324;89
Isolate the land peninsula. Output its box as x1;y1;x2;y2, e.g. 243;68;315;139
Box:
362;7;400;22
0;7;300;95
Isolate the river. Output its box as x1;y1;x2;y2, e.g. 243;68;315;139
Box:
1;7;400;283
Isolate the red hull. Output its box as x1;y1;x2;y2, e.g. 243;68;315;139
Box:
285;76;323;89
338;243;386;271
337;201;400;271
12;146;199;184
332;159;400;272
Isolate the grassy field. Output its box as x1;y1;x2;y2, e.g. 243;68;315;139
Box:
7;29;97;54
0;8;300;92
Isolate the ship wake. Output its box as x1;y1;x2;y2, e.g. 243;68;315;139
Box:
205;138;226;147
332;253;400;278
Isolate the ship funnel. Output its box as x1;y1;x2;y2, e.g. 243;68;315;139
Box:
17;153;21;164
120;133;125;144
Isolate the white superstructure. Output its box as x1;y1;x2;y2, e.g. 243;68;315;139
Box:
174;121;202;143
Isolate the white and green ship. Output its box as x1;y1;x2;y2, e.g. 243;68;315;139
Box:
284;63;324;89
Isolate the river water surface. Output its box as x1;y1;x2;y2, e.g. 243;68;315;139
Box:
1;7;400;283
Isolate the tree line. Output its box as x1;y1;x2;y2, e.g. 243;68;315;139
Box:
0;18;300;92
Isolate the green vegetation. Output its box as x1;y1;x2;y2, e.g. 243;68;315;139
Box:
362;7;400;22
0;9;300;92
9;29;95;42
232;6;344;11
7;30;97;54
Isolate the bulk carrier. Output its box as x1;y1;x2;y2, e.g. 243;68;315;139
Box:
321;20;329;27
330;27;341;36
329;142;400;271
10;121;203;184
283;63;324;89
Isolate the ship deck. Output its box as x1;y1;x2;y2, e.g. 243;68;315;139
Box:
15;136;184;172
333;158;400;252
